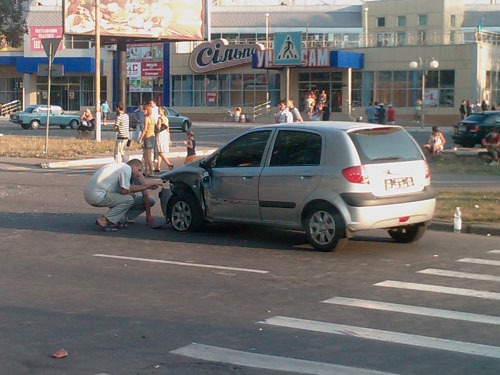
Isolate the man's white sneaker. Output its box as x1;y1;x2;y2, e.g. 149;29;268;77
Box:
489;160;499;166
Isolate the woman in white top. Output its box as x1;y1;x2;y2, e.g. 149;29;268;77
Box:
155;106;174;172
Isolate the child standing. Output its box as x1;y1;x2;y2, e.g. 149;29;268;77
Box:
184;130;197;164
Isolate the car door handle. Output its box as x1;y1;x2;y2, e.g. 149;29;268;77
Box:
243;176;254;180
301;175;313;180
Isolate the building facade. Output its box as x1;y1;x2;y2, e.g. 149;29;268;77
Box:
1;0;500;126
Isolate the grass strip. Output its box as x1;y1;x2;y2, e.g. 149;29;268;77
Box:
434;190;500;224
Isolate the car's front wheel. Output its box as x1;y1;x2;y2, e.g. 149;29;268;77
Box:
388;224;426;243
305;205;347;252
70;119;78;129
169;194;204;232
30;120;40;130
182;120;190;132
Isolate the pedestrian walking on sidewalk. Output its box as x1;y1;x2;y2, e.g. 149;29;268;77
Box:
184;130;197;164
155;106;174;172
113;103;130;163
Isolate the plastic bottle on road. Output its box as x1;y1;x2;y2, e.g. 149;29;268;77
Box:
454;207;462;233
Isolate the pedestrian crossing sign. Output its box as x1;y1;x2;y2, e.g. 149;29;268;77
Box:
274;32;302;65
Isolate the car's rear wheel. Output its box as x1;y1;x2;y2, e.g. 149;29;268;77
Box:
305;205;347;252
182;120;190;132
21;124;30;130
30;120;40;130
169;194;204;232
70;120;78;129
388;224;426;243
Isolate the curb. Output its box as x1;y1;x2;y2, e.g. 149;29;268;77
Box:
429;221;500;236
40;148;217;169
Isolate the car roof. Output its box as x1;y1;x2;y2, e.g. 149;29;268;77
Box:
252;121;403;133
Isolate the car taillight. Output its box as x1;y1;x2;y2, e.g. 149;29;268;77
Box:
342;165;370;184
424;160;430;179
468;125;479;132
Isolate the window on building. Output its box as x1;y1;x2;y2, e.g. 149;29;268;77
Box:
397;32;406;46
397;16;406;27
377;17;385;27
417;31;426;45
451;15;456;27
450;30;456;44
0;77;22;105
171;73;280;108
418;15;427;26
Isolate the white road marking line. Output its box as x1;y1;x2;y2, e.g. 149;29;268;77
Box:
457;258;500;266
322;297;500;325
260;316;500;359
375;280;500;300
171;343;400;375
418;268;500;282
93;254;268;274
487;250;500;254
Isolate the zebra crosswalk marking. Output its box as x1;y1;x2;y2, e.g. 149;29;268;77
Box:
171;343;401;375
322;297;500;325
375;280;500;300
260;316;500;359
457;258;500;266
418;268;500;282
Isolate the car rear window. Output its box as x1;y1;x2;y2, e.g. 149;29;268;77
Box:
25;106;36;113
462;114;487;122
348;127;423;164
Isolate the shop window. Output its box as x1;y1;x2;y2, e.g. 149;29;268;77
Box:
426;71;439;88
417;31;426;45
377;17;385;27
331;72;343;81
298;73;310;82
440;70;455;88
397;32;406;46
439;89;454;107
377;71;392;89
397;16;406;27
392;90;407;107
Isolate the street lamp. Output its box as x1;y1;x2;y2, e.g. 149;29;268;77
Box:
409;58;439;128
265;12;270;107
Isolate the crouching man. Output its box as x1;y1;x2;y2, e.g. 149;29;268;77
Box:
84;159;158;231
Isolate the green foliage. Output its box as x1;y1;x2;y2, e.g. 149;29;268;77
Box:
0;0;27;47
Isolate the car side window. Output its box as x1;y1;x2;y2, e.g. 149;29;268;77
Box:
270;130;322;166
215;130;271;168
484;115;496;125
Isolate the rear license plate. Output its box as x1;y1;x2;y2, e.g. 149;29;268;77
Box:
385;177;414;190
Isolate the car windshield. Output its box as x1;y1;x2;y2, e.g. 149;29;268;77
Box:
348;127;423;164
463;114;487;122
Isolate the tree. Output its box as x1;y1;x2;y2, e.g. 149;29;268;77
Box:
0;0;27;48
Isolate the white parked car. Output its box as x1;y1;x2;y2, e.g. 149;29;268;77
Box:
159;122;435;251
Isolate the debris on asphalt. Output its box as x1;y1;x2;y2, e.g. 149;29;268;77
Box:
52;348;68;358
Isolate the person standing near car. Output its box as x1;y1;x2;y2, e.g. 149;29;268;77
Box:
275;100;293;123
101;99;110;125
482;128;500;165
288;99;303;122
84;159;158;231
133;104;145;142
459;99;466;119
137;105;156;177
113;103;130;163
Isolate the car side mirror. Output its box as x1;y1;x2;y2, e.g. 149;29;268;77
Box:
199;154;216;171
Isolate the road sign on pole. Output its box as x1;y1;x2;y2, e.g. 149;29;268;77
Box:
274;32;302;66
41;38;61;157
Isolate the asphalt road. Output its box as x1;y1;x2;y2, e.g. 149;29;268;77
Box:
0;158;500;375
0;117;457;149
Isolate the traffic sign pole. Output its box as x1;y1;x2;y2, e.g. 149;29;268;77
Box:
44;43;52;156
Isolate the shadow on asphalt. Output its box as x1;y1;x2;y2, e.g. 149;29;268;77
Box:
0;211;396;252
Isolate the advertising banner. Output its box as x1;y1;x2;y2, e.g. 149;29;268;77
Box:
127;62;141;78
206;91;217;104
30;26;63;51
424;89;439;107
141;62;164;77
64;0;205;40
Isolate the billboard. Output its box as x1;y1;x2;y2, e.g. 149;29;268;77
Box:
30;27;63;51
63;0;205;40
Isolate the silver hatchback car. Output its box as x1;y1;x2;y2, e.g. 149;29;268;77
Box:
159;122;435;251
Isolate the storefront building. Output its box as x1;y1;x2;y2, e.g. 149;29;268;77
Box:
1;0;500;126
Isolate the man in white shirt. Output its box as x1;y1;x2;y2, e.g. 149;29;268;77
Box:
84;159;158;231
274;100;293;123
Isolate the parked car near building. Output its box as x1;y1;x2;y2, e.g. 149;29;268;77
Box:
452;111;500;147
9;105;80;130
158;122;435;252
128;107;192;132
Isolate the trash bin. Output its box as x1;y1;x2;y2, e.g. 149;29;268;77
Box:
239;114;246;123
